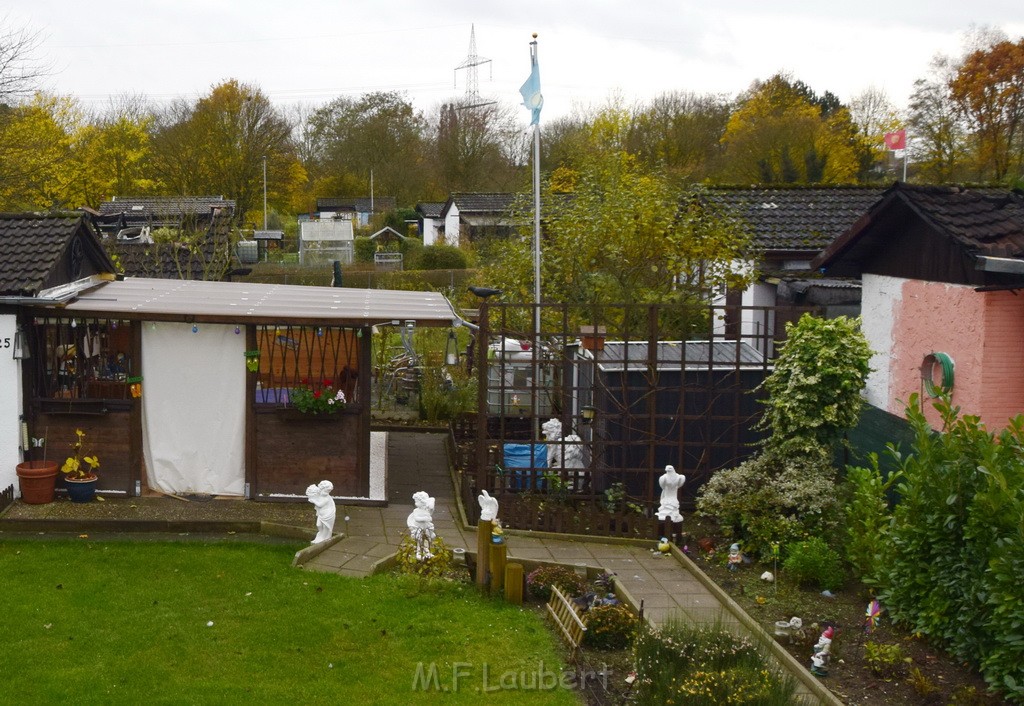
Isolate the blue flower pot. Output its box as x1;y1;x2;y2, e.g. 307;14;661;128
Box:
66;476;98;503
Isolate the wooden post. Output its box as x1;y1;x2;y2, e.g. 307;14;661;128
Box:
505;563;524;605
490;542;507;593
476;520;491;589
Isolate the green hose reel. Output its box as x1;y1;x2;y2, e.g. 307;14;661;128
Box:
921;352;954;397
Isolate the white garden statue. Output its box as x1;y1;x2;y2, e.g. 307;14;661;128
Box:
542;417;586;490
406;490;436;560
656;465;686;523
478;489;499;522
306;480;336;544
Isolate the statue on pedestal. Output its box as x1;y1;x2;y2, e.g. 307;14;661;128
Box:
478;489;499;522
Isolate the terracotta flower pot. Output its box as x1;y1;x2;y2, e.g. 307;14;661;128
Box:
16;461;60;504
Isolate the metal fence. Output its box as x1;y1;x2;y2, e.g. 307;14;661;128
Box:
462;302;821;536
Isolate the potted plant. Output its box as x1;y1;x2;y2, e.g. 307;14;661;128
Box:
61;429;100;503
16;433;58;504
290;378;346;416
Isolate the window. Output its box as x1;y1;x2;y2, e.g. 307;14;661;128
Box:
30;317;136;400
253;325;360;407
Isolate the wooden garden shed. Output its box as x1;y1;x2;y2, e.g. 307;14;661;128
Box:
0;212;463;503
20;278;460;502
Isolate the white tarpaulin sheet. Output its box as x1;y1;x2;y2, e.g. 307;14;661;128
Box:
141;322;246;496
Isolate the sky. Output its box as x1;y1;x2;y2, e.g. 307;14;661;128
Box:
7;1;1024;123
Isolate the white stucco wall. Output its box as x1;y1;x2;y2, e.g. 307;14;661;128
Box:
860;273;902;411
444;204;461;244
0;314;24;495
421;216;440;247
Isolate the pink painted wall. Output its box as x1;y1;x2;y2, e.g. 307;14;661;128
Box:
887;279;1024;429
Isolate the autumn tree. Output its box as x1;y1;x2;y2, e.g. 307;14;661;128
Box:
908;56;969;183
0;18;47;104
430;99;526;196
718;74;863;184
72;94;155;205
0;93;81;210
627;90;731;184
950;37;1024;181
849;86;903;180
480;109;754;321
148;80;303;225
304;91;428;207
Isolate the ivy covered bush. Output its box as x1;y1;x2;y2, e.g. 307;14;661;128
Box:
697;314;871;555
697;440;842;553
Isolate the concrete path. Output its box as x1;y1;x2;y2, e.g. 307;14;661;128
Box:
300;432;836;704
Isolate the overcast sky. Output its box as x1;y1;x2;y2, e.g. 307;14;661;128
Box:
8;1;1024;122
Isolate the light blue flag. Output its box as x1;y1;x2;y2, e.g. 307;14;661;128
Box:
519;40;542;125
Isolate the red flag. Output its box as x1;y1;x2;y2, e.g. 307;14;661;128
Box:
884;130;906;150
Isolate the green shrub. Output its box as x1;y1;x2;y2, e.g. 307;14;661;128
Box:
864;641;906;677
842;453;901;584
633;619;796;705
782;537;845;590
395;533;453;579
759;314;872;446
526;565;587;600
697;440;842;554
414;244;467;270
871;395;1024;702
583;604;636;650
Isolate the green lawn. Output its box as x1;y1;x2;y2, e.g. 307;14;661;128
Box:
0;540;580;705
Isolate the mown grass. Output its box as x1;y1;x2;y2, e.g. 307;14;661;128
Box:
0;540;579;705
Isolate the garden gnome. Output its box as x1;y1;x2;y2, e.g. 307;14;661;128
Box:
406;491;436;560
306;480;336;544
810;625;834;677
656;465;686;522
728;542;742;571
478;489;499;522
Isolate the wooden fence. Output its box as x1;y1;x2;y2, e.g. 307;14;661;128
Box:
457;301;821;539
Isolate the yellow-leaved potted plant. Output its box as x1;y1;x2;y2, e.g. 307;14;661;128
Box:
61;429;100;503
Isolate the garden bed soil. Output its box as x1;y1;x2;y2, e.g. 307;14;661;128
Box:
680;516;1003;706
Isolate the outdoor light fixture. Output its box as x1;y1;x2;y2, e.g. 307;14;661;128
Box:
12;327;29;360
445;330;458;366
580;405;596;425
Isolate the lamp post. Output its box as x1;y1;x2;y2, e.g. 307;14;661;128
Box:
262;155;268;231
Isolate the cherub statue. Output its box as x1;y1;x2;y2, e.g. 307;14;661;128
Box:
541;418;564;469
656;465;686;523
543;418;586;490
406;490;436;560
478;489;499;522
306;480;336;544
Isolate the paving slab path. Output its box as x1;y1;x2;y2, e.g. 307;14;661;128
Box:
300;432;838;705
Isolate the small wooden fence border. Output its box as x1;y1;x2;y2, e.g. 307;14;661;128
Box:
547;585;587;653
0;483;14;514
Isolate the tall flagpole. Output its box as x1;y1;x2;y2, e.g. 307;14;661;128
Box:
520;33;543;437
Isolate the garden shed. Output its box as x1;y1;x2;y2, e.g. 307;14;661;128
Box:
1;212;463;503
580;340;770;504
19;278;460;502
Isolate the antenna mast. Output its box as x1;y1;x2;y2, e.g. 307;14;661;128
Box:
454;24;492;102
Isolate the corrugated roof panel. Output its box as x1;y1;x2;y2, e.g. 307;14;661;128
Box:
35;277;459;326
596;340;767;372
